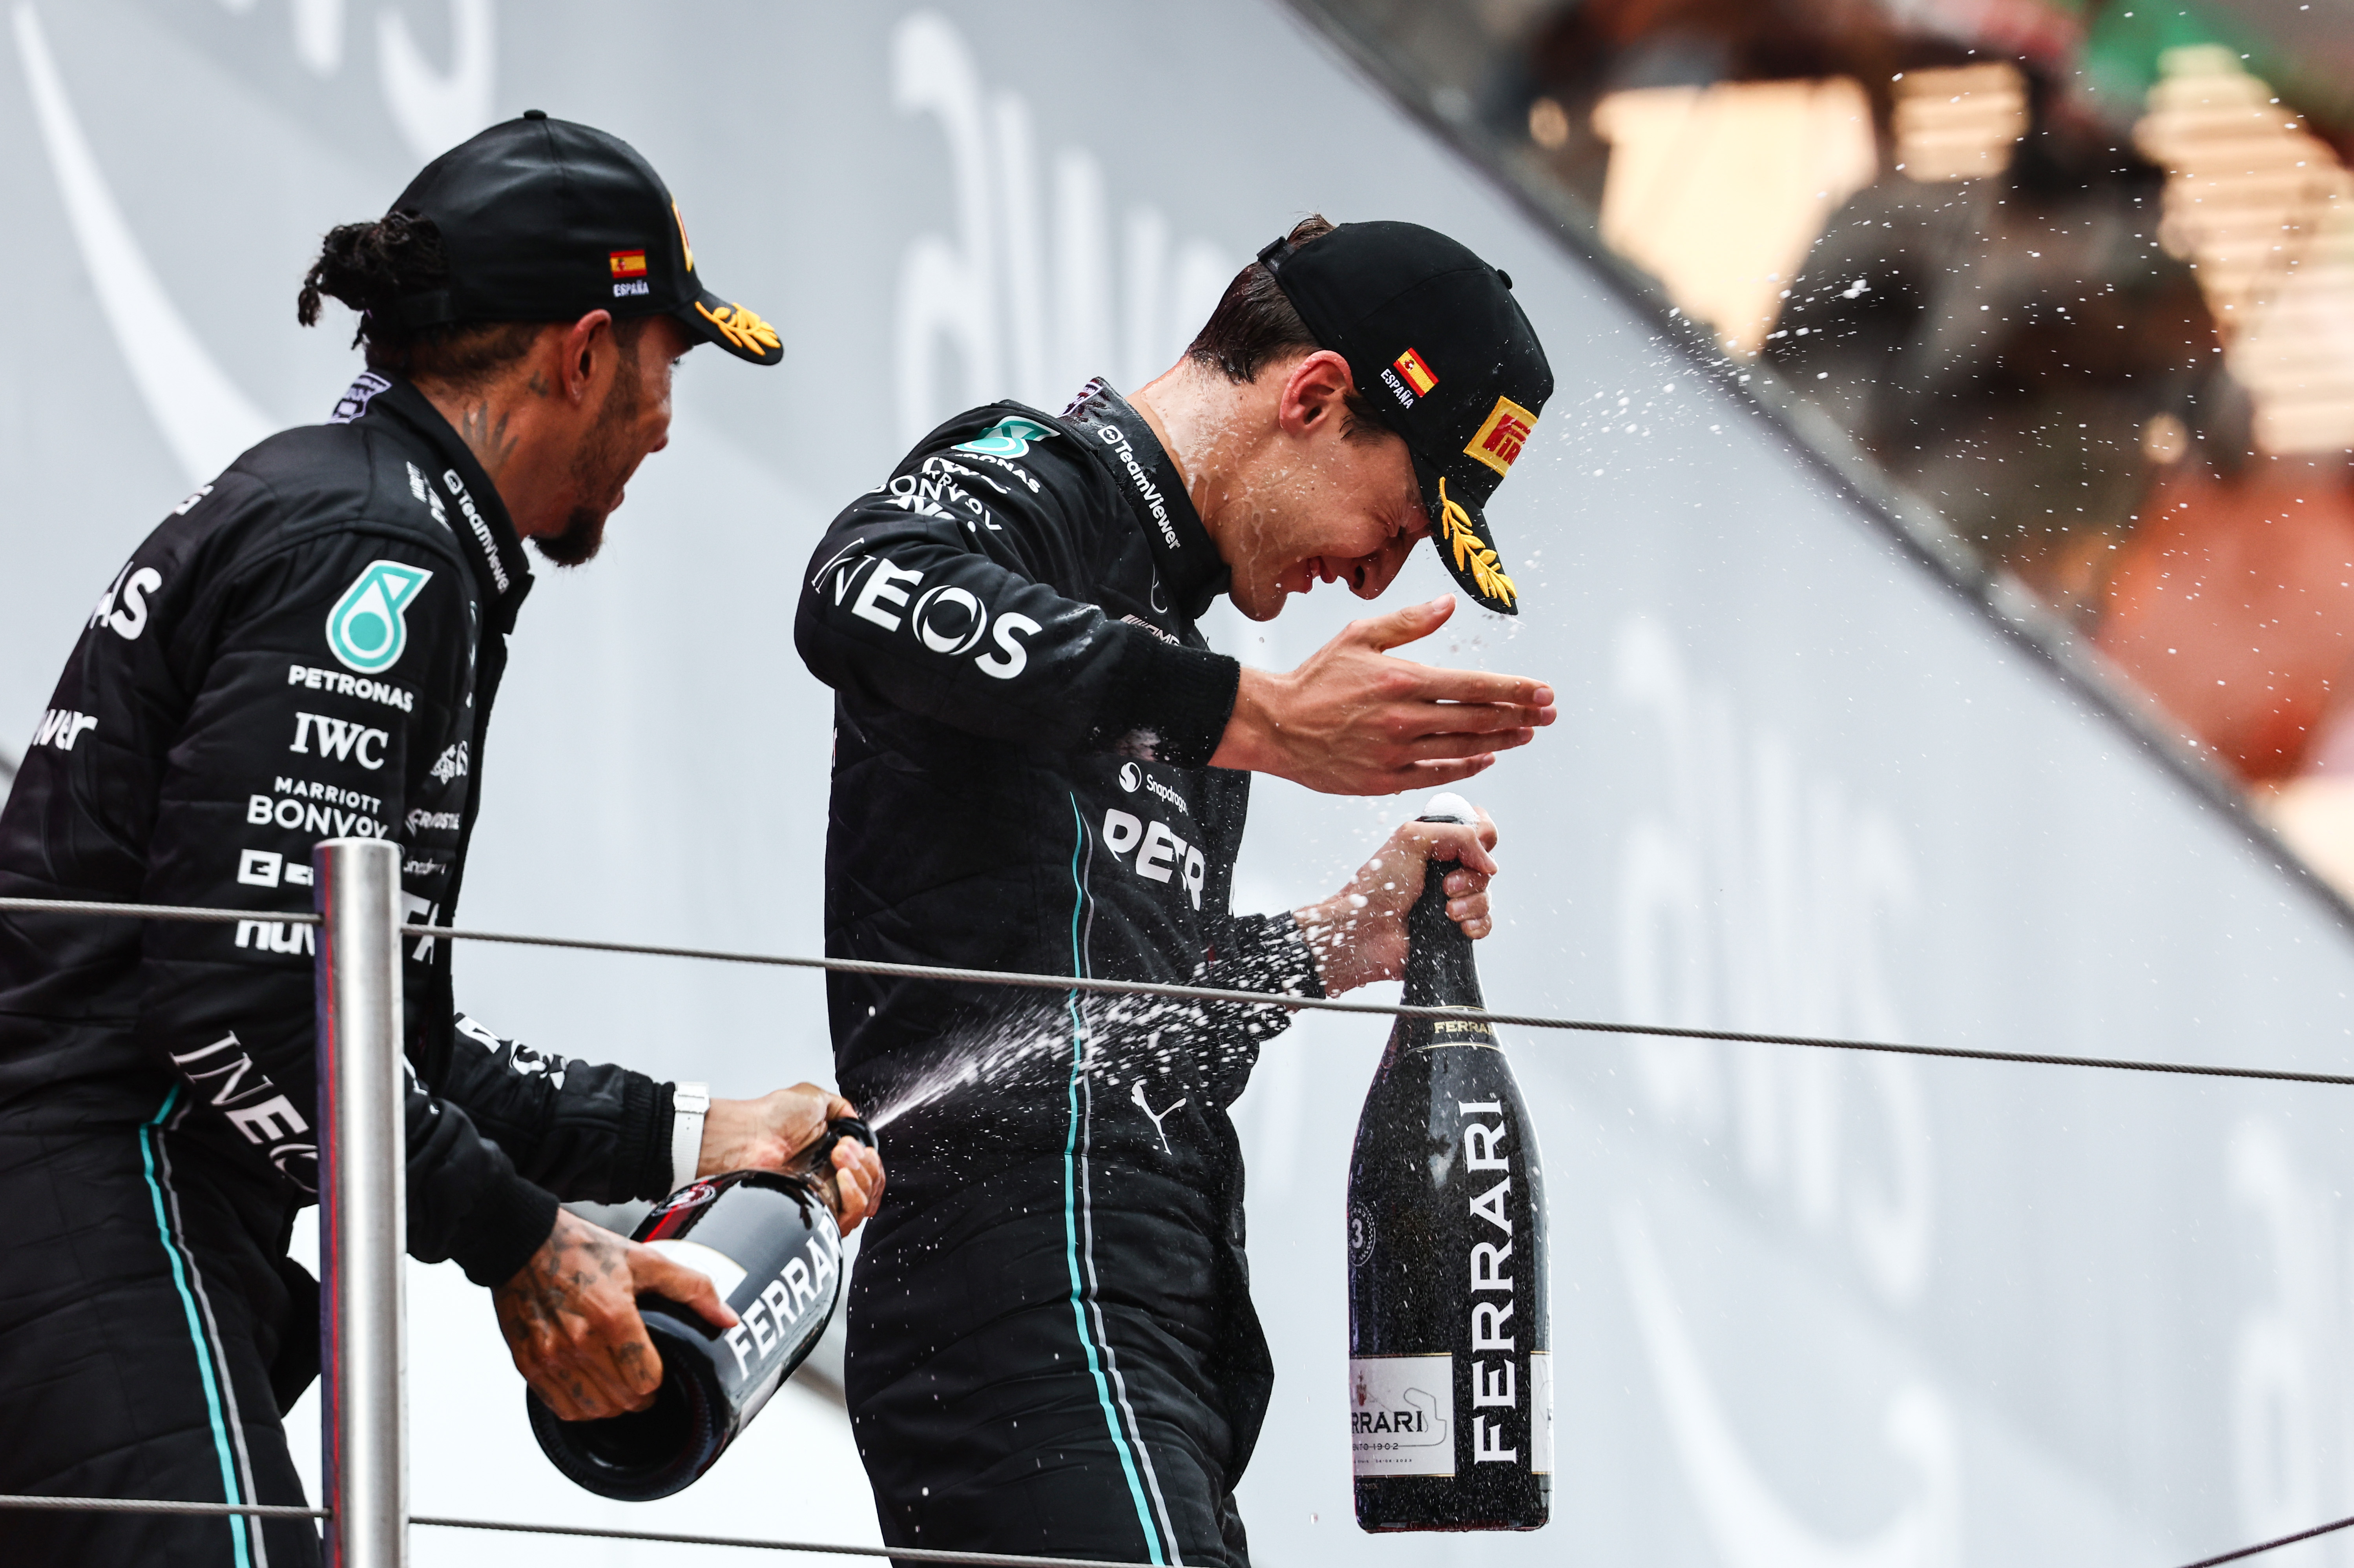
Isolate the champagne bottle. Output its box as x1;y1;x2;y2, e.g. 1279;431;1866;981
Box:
1348;798;1550;1532
530;1117;874;1500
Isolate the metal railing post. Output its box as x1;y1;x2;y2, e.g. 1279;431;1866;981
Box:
314;839;406;1568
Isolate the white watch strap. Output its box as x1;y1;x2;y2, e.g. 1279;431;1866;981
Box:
670;1081;710;1194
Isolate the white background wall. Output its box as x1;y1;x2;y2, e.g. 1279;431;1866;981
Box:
7;3;2354;1564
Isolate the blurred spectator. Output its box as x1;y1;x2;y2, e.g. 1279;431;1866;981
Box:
2099;456;2354;779
1765;57;2239;624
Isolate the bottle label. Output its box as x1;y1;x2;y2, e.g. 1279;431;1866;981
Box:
1530;1351;1553;1476
644;1238;748;1303
1422;1017;1496;1047
1350;1355;1454;1477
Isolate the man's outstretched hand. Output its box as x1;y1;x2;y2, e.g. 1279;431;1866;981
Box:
494;1207;739;1422
1294;806;1500;996
697;1083;885;1233
1208;596;1554;795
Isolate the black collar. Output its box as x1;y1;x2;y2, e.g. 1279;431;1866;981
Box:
1059;380;1230;620
354;374;535;626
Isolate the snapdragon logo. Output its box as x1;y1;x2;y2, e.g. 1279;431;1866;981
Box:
326;561;431;675
1117;761;1190;815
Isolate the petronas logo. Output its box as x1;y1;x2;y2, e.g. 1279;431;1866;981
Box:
325;561;432;675
954;416;1054;459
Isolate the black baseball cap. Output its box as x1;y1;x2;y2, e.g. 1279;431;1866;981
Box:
1259;221;1552;614
381;111;782;366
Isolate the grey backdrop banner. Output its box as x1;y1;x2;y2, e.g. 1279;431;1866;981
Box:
0;4;2347;1564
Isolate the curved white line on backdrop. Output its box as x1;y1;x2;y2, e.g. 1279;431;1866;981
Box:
293;0;343;76
378;0;495;163
892;11;998;445
1614;1204;1962;1568
12;4;273;486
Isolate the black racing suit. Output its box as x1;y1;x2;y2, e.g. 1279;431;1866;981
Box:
797;381;1321;1566
0;373;681;1566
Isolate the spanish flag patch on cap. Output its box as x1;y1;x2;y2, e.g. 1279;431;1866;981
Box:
1394;347;1438;396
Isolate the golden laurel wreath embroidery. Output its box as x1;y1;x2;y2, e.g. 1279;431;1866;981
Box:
1436;477;1516;608
695;301;782;355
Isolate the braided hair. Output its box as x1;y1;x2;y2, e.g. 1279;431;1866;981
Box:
297;211;540;387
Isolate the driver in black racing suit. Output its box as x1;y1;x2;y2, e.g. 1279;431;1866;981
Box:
799;217;1556;1565
0;115;881;1567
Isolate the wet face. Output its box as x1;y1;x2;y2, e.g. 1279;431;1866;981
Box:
1219;409;1430;622
535;315;693;567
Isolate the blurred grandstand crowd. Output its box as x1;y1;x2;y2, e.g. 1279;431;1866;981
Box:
1302;0;2354;890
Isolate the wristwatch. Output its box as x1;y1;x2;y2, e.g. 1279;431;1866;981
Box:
670;1081;710;1194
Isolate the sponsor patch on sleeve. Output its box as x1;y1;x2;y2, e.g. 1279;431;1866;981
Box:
329;371;392;425
325;562;432;675
954;416;1055;459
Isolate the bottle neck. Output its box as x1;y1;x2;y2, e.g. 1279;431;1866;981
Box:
1402;855;1486;1010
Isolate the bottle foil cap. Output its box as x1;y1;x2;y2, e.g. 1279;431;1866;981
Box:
1420;791;1477;825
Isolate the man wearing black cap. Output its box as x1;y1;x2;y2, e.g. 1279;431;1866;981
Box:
796;215;1553;1565
0;114;880;1566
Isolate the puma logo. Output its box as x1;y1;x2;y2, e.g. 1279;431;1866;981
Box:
1131;1079;1189;1155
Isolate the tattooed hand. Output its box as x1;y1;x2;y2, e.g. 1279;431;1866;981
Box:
492;1208;739;1422
697;1084;887;1235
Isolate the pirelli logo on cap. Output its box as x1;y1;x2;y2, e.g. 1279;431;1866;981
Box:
1465;395;1535;476
1393;347;1438;397
609;250;648;278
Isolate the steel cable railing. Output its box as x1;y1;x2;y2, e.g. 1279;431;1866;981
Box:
0;1490;2348;1568
0;1496;328;1521
0;1493;1183;1567
412;1514;1217;1565
4;894;2353;1087
2178;1514;2354;1568
4;875;2354;1568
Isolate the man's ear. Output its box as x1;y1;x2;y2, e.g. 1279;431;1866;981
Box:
1277;349;1356;436
557;310;617;403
